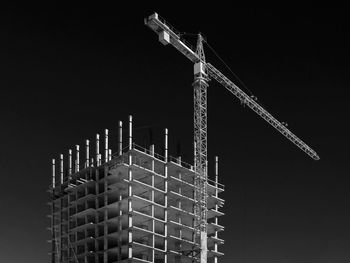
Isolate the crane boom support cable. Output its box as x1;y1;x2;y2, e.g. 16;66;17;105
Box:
203;40;254;97
206;63;320;160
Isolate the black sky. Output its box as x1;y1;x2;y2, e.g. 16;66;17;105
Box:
0;3;349;263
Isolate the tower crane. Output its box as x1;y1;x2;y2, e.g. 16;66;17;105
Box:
145;13;319;263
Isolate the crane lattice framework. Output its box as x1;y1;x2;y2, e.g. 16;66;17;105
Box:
193;33;209;263
145;12;320;263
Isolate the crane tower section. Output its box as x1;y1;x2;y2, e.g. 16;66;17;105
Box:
193;34;209;263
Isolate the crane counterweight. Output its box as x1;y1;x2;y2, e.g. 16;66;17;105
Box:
159;31;170;45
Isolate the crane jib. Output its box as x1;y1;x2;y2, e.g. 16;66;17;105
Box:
206;63;320;161
145;12;319;161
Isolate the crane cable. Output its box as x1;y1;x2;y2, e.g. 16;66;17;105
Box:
203;39;291;126
180;32;255;101
180;32;281;121
203;39;276;113
202;39;254;97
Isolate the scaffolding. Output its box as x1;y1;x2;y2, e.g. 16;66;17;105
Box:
48;116;224;263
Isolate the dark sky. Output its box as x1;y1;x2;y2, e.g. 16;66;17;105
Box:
0;3;349;263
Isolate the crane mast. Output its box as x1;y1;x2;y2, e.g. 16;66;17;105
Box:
144;12;320;263
193;34;209;262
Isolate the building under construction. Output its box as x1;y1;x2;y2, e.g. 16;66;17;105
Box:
49;116;225;263
48;11;320;263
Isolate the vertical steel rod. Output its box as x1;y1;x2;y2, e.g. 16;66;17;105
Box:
68;149;72;176
76;145;80;172
105;129;109;163
86;139;90;168
52;159;55;188
96;134;100;166
119;121;123;155
129;115;133;150
60;154;63;184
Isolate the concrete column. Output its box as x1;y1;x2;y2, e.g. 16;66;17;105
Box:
66;151;71;261
150;144;155;262
128;130;133;259
103;168;108;263
214;156;219;263
177;152;184;256
118;191;123;262
179;171;182;238
51;158;55;263
164;128;168;263
201;161;208;263
215;156;219;198
94;187;98;263
94;166;99;262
